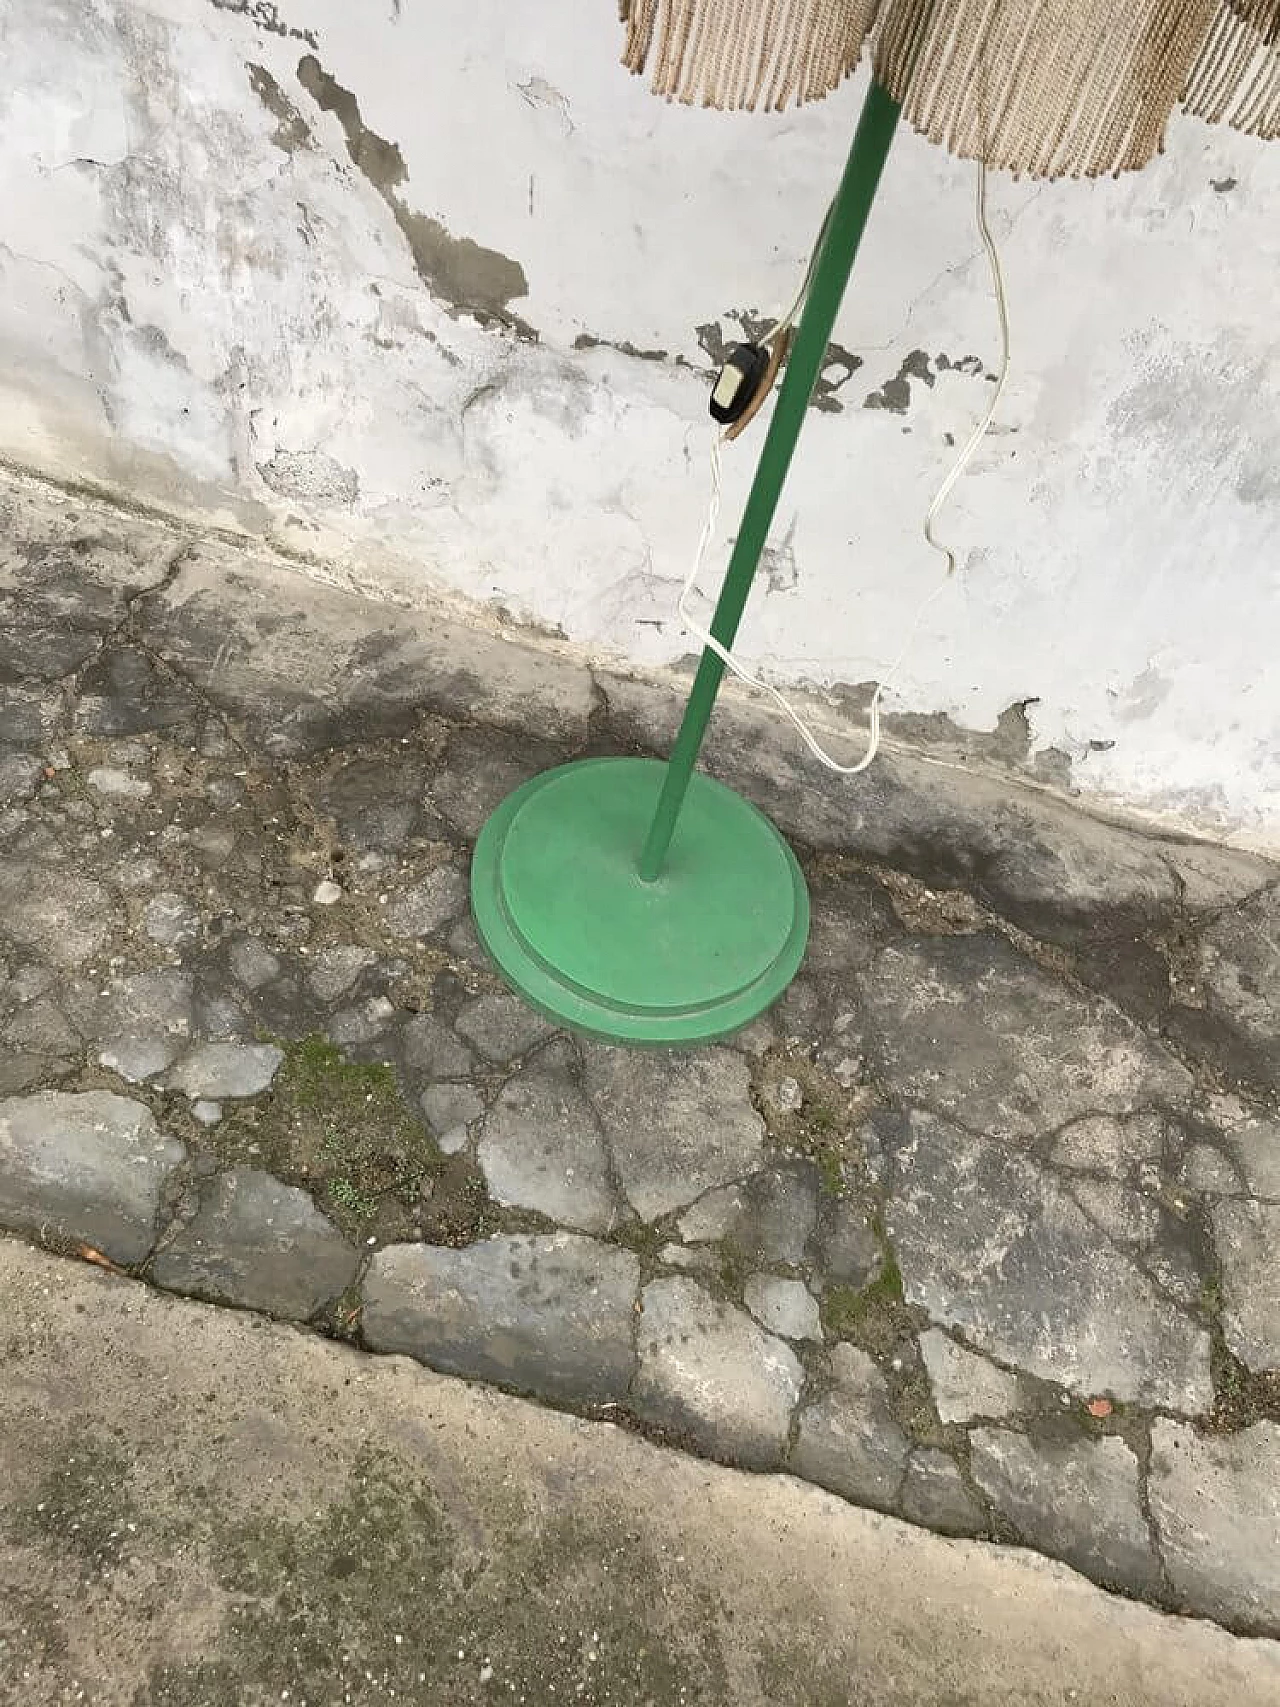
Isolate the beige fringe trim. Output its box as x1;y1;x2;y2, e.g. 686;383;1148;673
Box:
620;0;877;112
619;0;1280;177
1183;1;1280;137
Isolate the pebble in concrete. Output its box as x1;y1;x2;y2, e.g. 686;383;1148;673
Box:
859;934;1192;1142
0;867;111;969
307;944;374;1002
100;968;195;1039
0;751;41;802
1210;1199;1280;1370
1195;886;1280;1090
1220;1105;1280;1202
2;995;79;1055
229;937;281;991
919;1329;1021;1425
143;891;200;949
887;1110;1212;1414
633;1278;803;1471
152;1168;357;1319
314;749;432;852
382;865;467;939
454;990;554;1063
811;1194;882;1288
582;1047;765;1221
189;822;235;868
362;1233;639;1407
743;1275;821;1341
194;990;250;1043
901;1448;986;1538
771;1076;803;1113
1180;1144;1243;1196
167;1042;284;1100
420;1083;484;1155
99;1035;181;1085
398;1013;474;1083
1148;1419;1280;1635
678;1163;821;1269
1053;1112;1167;1175
327;995;395;1047
478;1064;617;1234
791;1343;910;1512
86;766;151;800
969;1428;1160;1599
446;913;488;970
0;1091;184;1263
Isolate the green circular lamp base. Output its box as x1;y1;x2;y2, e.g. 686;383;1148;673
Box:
470;757;809;1046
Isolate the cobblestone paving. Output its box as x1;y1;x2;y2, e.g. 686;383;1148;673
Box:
2;470;1279;1636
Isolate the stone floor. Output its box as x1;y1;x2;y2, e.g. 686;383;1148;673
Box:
1;467;1279;1640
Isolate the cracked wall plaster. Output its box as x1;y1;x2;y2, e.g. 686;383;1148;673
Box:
294;52;532;336
0;0;1278;851
247;63;313;154
207;0;316;48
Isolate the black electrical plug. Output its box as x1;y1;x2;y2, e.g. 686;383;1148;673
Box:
709;343;771;425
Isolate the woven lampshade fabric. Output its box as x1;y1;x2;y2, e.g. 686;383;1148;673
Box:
618;0;1280;176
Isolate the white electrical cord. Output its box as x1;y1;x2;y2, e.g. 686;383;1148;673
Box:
767;199;834;340
678;160;1011;775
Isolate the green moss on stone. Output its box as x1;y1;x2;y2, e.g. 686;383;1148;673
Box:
609;1219;667;1265
203;1035;447;1241
821;1256;905;1348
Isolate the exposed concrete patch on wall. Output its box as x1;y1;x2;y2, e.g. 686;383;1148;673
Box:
813;342;864;411
247;64;313;154
864;348;934;412
1105;335;1279;513
368;287;441;353
208;0;317;50
128;321;186;367
1114;664;1175;726
71;4;271;490
815;684;1094;787
937;353;990;378
863;350;990;413
517;76;574;134
257;449;360;505
695;312;770;367
296;53;532;337
762;516;800;593
1033;747;1077;789
574;332;671;363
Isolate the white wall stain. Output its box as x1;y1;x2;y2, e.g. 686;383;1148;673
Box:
1;0;1278;848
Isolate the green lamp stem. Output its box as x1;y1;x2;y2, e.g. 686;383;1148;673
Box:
638;78;903;883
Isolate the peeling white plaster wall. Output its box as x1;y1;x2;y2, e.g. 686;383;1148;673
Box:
1;0;1278;847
